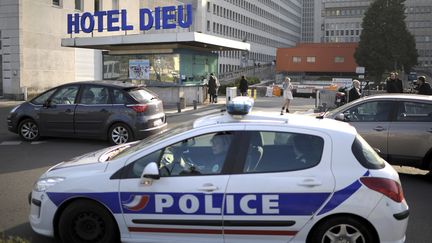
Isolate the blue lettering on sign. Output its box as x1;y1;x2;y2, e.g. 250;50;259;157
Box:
67;4;193;34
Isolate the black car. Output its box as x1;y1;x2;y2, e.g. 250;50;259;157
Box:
7;81;167;144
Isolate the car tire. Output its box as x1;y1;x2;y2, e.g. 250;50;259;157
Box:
58;199;119;243
18;118;40;142
307;216;376;243
108;123;133;145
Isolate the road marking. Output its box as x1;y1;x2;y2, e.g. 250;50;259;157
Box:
30;141;46;145
0;141;22;145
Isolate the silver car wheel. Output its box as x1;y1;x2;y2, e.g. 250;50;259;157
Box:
111;126;129;144
20;121;39;140
322;224;365;243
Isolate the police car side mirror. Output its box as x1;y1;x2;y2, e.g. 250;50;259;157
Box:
335;113;346;121
141;162;160;185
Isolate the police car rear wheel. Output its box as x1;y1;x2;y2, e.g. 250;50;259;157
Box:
308;216;375;243
59;200;119;243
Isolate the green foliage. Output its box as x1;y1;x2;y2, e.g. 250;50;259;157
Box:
219;76;260;95
354;0;418;84
0;233;29;243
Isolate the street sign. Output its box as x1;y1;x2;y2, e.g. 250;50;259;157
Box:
356;66;365;74
408;72;417;81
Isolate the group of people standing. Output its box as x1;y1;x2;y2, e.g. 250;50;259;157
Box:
384;72;431;95
348;72;432;103
207;71;430;115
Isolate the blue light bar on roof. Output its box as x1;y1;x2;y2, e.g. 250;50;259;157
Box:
226;96;254;115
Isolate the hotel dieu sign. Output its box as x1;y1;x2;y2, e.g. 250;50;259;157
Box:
67;4;192;34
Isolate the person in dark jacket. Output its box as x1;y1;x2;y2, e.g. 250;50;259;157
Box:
239;76;249;96
416;76;432;95
208;73;218;103
385;72;403;93
348;79;361;102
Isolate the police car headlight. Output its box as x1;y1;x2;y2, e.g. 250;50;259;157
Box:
34;177;65;192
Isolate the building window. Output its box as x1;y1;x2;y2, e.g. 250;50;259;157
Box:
293;56;301;63
140;0;146;8
75;0;83;11
307;57;316;63
53;0;61;7
207;2;211;12
95;0;101;12
207;21;211;31
334;56;345;63
112;0;119;10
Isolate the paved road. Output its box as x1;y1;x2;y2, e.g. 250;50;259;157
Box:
0;97;431;242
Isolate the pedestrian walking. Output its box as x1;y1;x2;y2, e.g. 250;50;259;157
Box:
239;75;249;96
348;79;361;102
280;77;293;115
208;73;219;103
416;76;432;95
385;72;403;93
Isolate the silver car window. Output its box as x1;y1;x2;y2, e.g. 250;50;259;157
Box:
343;101;393;122
397;101;432;122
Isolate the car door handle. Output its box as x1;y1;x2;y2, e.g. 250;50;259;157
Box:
298;178;322;187
373;126;386;131
197;184;219;192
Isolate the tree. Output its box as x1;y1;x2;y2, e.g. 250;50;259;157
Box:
354;0;418;84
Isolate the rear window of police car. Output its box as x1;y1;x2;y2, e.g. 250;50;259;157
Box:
351;135;385;169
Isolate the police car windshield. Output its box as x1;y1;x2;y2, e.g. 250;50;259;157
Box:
110;121;194;160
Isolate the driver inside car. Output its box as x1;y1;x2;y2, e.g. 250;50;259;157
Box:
158;132;233;176
207;132;232;174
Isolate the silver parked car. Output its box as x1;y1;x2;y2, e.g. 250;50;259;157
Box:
7;81;167;144
323;94;432;171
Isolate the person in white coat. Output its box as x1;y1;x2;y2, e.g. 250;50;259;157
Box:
281;77;293;115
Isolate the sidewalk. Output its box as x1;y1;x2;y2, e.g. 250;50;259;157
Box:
164;97;227;117
0;99;23;108
164;96;316;116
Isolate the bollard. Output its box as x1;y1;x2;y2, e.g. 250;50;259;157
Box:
177;102;181;113
193;100;197;110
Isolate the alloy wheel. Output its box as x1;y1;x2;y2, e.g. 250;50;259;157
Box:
321;224;365;243
20;121;39;140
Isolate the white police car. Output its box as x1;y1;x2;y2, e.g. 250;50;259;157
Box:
29;97;409;243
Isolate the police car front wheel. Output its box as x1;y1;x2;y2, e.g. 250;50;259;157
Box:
307;216;376;243
58;199;119;243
